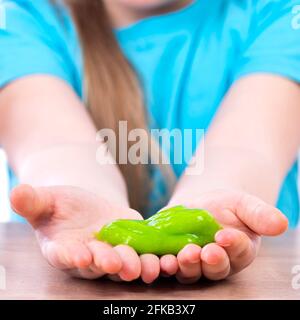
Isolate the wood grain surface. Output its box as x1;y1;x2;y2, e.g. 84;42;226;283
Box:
0;223;300;300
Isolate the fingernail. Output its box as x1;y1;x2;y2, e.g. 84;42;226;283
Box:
202;252;219;265
205;257;219;265
215;232;232;247
188;257;200;264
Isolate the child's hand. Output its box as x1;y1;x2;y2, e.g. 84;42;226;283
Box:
10;186;289;285
159;190;288;283
10;184;160;283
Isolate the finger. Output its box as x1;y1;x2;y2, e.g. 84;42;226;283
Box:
10;184;54;227
215;228;257;273
176;244;202;283
201;243;230;280
107;274;122;282
87;264;106;277
75;268;105;280
140;254;160;284
43;240;93;271
114;245;141;281
160;254;179;276
65;242;93;269
236;193;288;236
42;241;75;270
88;241;122;274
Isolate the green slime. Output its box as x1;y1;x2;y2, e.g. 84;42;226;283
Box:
96;205;222;255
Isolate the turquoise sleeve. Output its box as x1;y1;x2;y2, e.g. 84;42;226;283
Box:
0;1;75;90
233;0;300;84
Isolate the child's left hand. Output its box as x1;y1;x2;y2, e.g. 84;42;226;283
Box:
156;190;288;284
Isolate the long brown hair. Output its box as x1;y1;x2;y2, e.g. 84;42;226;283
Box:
55;0;175;212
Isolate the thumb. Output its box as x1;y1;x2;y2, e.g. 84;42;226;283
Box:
10;184;54;227
235;193;289;236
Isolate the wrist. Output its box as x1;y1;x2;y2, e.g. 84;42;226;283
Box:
17;143;130;207
170;146;281;206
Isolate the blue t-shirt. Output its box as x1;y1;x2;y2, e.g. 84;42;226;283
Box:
1;0;300;225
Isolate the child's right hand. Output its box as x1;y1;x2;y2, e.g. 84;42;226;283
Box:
10;184;162;283
165;189;289;283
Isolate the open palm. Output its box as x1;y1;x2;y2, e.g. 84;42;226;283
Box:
162;190;289;283
10;185;144;280
11;185;288;284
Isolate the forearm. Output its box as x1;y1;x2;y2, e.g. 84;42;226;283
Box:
0;76;129;207
17;142;129;207
171;75;300;206
170;145;283;206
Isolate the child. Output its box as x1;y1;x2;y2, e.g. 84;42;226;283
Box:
0;0;299;284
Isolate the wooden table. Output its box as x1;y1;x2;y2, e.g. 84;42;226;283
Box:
0;223;300;300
